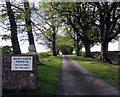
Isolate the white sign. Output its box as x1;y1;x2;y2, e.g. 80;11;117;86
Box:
11;56;33;71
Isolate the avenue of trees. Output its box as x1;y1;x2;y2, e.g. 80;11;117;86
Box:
0;1;120;64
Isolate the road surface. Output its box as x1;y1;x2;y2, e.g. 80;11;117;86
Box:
56;56;119;95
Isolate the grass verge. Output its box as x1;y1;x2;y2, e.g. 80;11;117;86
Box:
37;56;61;95
69;55;119;89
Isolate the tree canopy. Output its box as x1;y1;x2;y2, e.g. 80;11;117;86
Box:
0;1;120;63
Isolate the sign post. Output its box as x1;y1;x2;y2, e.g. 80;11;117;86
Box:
2;55;37;90
11;56;33;71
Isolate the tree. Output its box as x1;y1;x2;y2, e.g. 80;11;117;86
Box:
1;46;13;54
52;2;98;57
64;25;82;56
23;1;41;65
59;44;73;55
24;1;36;46
5;0;21;54
32;2;61;56
93;2;120;63
56;31;74;55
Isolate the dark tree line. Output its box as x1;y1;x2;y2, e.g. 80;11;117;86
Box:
50;2;120;63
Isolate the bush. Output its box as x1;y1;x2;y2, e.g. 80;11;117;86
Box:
38;52;52;58
1;46;13;54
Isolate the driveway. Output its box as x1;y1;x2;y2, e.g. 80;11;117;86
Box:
56;55;120;95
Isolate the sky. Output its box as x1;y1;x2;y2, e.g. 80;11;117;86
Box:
0;35;50;53
0;36;119;53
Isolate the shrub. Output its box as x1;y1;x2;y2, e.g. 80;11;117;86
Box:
38;52;52;58
1;46;13;54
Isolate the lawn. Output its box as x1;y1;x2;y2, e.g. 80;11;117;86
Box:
2;54;61;96
69;55;120;89
37;55;61;95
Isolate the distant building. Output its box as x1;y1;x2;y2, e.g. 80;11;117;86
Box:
118;34;120;51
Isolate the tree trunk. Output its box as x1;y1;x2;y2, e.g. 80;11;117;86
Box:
83;41;92;57
24;1;40;65
101;41;112;63
52;33;57;56
76;47;80;56
99;23;112;63
76;41;81;56
24;1;35;46
6;1;21;54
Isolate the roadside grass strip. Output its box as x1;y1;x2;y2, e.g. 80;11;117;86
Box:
70;55;119;89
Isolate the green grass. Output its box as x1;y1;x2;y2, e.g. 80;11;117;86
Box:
69;55;120;89
2;55;61;96
37;56;61;95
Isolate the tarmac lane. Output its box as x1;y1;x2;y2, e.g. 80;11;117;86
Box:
56;55;120;96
